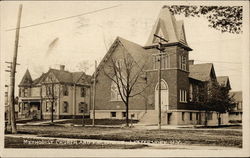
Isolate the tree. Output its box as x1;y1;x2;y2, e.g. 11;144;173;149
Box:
195;81;235;126
207;82;235;126
165;5;242;34
76;60;92;73
43;75;58;123
104;44;149;127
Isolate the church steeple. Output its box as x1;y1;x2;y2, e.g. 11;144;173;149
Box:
19;69;33;86
145;6;190;50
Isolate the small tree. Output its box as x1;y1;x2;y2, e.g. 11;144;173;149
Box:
104;44;149;127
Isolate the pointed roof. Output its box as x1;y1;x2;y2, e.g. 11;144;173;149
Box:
145;6;190;49
189;63;216;81
19;69;33;86
217;76;231;89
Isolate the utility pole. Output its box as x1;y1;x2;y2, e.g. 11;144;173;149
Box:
8;4;23;134
5;62;20;128
153;34;168;130
92;60;97;126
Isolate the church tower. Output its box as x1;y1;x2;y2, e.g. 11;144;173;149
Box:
145;6;192;111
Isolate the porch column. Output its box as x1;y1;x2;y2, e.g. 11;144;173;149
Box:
72;84;76;118
40;100;43;119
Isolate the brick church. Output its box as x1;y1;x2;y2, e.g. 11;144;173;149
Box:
17;6;232;125
90;6;230;125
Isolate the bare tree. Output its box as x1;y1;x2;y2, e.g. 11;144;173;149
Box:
104;44;149;127
76;60;92;73
43;76;58;123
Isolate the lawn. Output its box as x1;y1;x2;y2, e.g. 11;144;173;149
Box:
10;125;242;148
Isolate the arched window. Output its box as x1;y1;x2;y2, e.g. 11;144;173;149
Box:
110;81;122;101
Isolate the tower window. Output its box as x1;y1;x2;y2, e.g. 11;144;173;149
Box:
153;55;170;70
179;55;187;71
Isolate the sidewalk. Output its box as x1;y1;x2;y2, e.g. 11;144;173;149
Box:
134;124;242;131
17;119;71;125
5;134;239;150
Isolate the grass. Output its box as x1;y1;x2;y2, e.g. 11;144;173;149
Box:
11;125;242;148
5;137;147;149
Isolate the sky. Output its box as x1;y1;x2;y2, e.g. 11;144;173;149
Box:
0;1;247;92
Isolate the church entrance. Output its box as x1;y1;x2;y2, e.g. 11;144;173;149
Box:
155;79;169;112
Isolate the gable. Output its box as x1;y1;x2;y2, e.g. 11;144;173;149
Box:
95;37;150;78
43;70;60;83
145;6;190;49
19;70;33;86
189;63;214;82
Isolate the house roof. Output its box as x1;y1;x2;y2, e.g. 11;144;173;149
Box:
229;91;242;102
19;69;33;86
20;68;91;87
217;76;230;88
32;73;46;85
189;63;215;81
47;69;91;85
145;6;190;48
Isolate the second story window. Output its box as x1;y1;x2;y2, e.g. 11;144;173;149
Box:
62;85;68;96
24;88;28;97
80;87;86;97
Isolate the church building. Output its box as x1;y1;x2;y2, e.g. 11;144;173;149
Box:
90;6;230;125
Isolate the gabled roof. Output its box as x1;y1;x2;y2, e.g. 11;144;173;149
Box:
229;91;242;102
189;63;215;82
32;73;47;85
217;76;231;89
95;37;151;77
19;69;33;86
118;37;151;66
145;6;190;48
45;69;91;85
25;68;91;86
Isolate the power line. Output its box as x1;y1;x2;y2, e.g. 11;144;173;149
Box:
188;37;241;44
194;60;241;65
5;4;120;31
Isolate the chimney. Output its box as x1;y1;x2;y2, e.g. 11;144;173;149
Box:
60;65;65;71
188;60;194;65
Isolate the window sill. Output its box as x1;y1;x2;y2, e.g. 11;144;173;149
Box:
179;101;188;103
110;100;123;102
